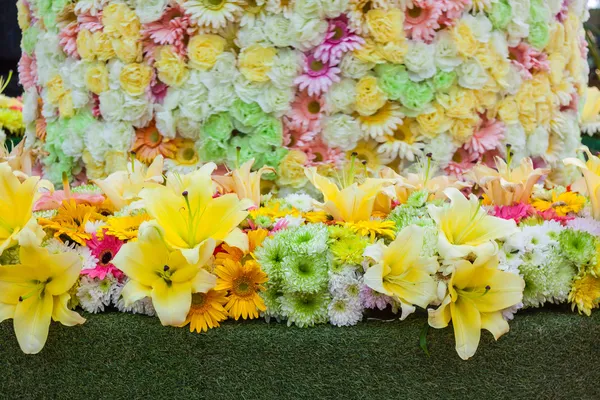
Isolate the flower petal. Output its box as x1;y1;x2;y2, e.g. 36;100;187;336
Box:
450;298;481;360
121;280;152;306
52;293;86;326
13;292;54;354
191;269;217;293
480;311;510;340
151;279;192;326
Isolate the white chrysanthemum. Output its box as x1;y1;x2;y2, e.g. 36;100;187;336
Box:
133;0;170;23
45;239;98;271
434;31;462;72
498;248;522;275
526;126;549;157
405;41;437;82
424;132;457;168
328;296;363;327
322;113;362;151
457;60;490;90
77;275;116;313
268;49;303;88
324;78;356;115
111;278;157;316
462;13;492;43
340;53;375;79
290;14;328;51
256;83;295;116
328;268;361;298
22;88;39;124
84;220;105;235
284;192;315;212
182;0;244;29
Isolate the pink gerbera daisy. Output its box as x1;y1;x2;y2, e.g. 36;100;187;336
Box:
445;148;476;177
84;233;124;280
34;190;106;212
464;118;505;159
509;42;550;80
404;0;443;43
18;53;37;90
143;5;193;57
283;118;318;148
439;0;471;25
491;203;533;224
286;90;324;132
301;137;344;167
294;53;341;96
314;15;364;65
59;21;80;58
77;12;103;32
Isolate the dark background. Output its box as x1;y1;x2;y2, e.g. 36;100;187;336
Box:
0;0;24;97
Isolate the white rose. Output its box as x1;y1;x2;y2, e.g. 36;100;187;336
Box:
405;41;436;82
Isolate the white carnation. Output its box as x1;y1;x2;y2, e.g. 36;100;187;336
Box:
321;113;362;151
235;24;268;48
102;121;135;153
405;41;436;82
462;13;492;43
284;192;315;212
208;83;237;112
425;132;457;168
263;14;297;47
268;48;303;88
256;83;294;116
324;78;356;114
526;126;549;157
155;105;177;138
434;31;462;71
290;14;327;51
457;60;490;90
22;88;39;124
175;111;202;140
340;53;375;79
235;76;268;104
133;0;169;23
502;122;527;163
34;32;65;86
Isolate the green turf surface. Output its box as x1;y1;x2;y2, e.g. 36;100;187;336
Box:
1;306;600;399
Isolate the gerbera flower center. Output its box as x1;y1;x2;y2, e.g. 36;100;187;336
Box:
100;250;113;265
149;129;161;145
310;60;325;72
204;0;226;9
407;6;423;19
233;276;254;297
332;26;344;41
307;100;321;114
182;147;196;161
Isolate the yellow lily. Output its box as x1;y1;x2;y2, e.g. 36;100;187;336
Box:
0;229;85;354
305;167;393;222
0;162;40;255
428;255;525;360
564;148;600;219
363;225;438;319
94;155;164;210
113;224;217;326
428;188;518;259
213;159;275;206
467;156;549;206
581;87;600;125
139;163;252;264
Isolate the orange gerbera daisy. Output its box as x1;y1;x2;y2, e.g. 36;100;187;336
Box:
215;228;269;265
131;121;180;163
214;258;268;320
181;289;229;333
38;199;105;245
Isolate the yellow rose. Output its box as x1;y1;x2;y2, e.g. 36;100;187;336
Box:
76;29;96;61
355;76;387;116
119;63;153;96
366;9;404;43
113;37;142;63
278;150;309;188
85;63;109;95
46;75;67;104
436;87;478;120
238;45;277;82
452;22;478;57
16;0;30;30
354;38;385;64
188;34;227;71
155;46;189;87
378;40;409;64
497;97;519;124
93;31;116;61
102;3;141;39
415;102;453;137
58;91;74;118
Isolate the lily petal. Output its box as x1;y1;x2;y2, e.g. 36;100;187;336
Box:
52;294;86;326
450;298;481;360
480;311;510;340
13;292;54;354
151;279;192;326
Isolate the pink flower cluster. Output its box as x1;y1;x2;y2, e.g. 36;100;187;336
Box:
404;0;471;43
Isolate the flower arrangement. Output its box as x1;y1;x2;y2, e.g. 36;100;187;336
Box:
16;0;590;187
1;149;599;360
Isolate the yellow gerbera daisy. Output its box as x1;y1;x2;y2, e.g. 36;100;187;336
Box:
250;202;301;220
357;102;404;140
343;219;396;241
214;258;267;320
569;274;600;316
532;191;586;217
101;213;152;241
38;199;105;245
215;228;269;266
348;140;390;172
181;289;229;333
303;211;330;223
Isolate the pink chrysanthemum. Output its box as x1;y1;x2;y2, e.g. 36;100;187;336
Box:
566;217;600;236
439;0;471;25
404;0;443;43
301;137;344;167
143;5;193;57
59;21;80;58
84;233;124;280
283;118;319;148
287;91;324;132
294;53;341;96
445;148;476;177
314;15;364;65
18;53;37;90
360;285;395;310
491;203;533;224
464;118;505;159
77;12;103;32
509;42;550;80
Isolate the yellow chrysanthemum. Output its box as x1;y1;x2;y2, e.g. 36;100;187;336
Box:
343;219;396;241
38;199;105;245
101;213;152;241
569;275;600;316
181;289;229;333
214;258;267;320
531;191;586;217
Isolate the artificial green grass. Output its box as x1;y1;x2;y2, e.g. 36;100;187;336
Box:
1;306;600;399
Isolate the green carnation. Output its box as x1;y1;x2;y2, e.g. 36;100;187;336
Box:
488;0;512;30
198;138;227;163
281;254;330;293
279;291;330;328
224;136;255;169
229;99;266;128
249;117;283;153
398;80;434;111
375;64;410;101
21;26;40;55
559;229;597;267
202;112;233;142
529;0;550;23
432;70;457;93
528;21;550;50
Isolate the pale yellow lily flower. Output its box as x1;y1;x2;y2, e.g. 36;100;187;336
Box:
0;230;85;354
0;162;40;255
467;156;549;206
428;188;518;259
113;224;217;326
139;164;252;264
213;159;275;206
428;255;524;360
94;155;165;210
363;225;438;319
582;87;600;125
305;167;393;222
564;148;600;219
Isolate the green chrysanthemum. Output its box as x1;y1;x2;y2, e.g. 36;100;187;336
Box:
520;248;576;307
330;235;368;266
387;203;437;256
255;236;287;283
72;184;103;194
281;224;329;256
279;291;330;328
260;286;283;321
559;229;597;267
328;225;356;242
281;254;330;294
